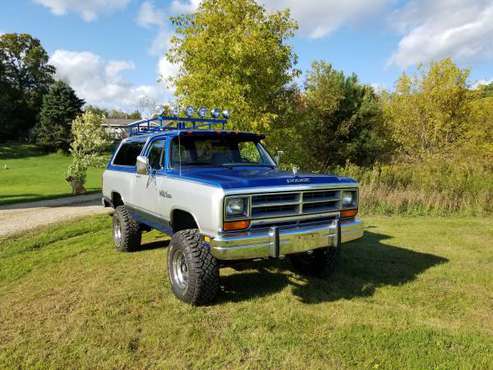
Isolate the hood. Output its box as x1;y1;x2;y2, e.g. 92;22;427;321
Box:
169;166;357;189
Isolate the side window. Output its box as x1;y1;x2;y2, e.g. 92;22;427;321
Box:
148;139;166;169
239;142;261;163
113;142;144;166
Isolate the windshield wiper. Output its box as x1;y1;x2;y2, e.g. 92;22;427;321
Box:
180;162;214;166
221;163;274;168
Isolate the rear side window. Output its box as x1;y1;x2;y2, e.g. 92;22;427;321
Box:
113;142;144;166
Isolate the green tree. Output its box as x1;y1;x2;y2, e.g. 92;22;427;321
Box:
478;82;493;98
295;61;388;170
0;33;55;140
84;105;142;119
35;80;85;151
167;0;299;131
467;96;493;165
383;58;474;159
66;111;111;194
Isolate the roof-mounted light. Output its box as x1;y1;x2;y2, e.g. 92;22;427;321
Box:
211;108;221;119
222;109;230;119
185;106;194;118
171;106;180;116
198;106;208;118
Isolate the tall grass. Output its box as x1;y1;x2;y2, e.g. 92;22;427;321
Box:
336;159;493;216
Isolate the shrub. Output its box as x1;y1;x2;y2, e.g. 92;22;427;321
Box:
66;112;110;194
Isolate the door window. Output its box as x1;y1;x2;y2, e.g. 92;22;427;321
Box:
148;139;166;169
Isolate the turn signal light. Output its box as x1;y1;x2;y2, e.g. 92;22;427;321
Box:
340;209;358;218
223;220;250;231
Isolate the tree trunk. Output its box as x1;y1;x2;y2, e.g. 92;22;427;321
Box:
66;176;87;195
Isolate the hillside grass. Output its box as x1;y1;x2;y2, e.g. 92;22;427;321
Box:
1;214;492;369
0;144;104;205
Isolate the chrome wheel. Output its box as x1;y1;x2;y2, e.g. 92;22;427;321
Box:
171;249;189;291
113;217;122;246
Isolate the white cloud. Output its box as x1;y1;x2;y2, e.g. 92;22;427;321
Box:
262;0;391;38
136;2;171;55
370;83;386;94
50;50;167;111
135;1;181;90
473;78;493;88
170;0;201;14
136;1;166;28
33;0;130;21
390;0;493;67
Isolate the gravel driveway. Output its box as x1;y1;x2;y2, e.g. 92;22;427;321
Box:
0;193;111;238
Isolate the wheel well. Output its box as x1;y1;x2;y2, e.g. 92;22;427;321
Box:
171;209;198;232
111;192;124;208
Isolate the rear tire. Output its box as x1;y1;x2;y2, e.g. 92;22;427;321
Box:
113;205;142;252
288;246;339;277
167;229;220;305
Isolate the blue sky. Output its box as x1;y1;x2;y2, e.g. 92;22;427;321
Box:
2;0;493;111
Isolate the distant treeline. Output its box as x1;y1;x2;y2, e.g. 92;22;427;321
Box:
0;33;140;150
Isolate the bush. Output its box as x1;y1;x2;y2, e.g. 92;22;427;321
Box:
66;112;111;194
336;159;493;216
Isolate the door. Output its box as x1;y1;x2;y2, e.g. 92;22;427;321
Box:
133;138;166;216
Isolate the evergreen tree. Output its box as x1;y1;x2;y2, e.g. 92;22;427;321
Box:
35;81;85;151
300;61;389;169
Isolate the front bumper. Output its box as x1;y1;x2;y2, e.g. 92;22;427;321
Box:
209;218;363;261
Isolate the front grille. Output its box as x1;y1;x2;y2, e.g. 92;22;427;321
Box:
250;189;341;219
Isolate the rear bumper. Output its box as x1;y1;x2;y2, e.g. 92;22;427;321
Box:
209;218;363;261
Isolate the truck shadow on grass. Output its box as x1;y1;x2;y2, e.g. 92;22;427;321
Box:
218;229;448;304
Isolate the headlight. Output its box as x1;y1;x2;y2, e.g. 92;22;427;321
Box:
341;191;357;208
225;197;249;218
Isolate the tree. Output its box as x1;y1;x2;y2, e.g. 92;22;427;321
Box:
66;112;111;194
383;58;474;159
167;0;299;132
0;33;55;140
467;96;493;164
85;105;142;119
294;62;388;170
35;80;85;151
478;82;493;98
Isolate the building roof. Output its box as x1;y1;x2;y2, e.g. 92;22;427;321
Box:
102;118;136;127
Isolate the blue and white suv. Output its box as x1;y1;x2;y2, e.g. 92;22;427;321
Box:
102;111;363;305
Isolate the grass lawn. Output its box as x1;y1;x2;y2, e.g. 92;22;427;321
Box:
0;215;492;369
0;144;104;205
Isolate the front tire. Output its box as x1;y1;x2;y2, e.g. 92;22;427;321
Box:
167;229;220;305
112;205;142;252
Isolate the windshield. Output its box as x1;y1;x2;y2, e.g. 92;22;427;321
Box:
171;135;275;167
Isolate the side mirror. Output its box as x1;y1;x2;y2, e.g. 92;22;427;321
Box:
275;150;284;166
136;155;149;175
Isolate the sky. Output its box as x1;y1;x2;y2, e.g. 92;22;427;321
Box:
1;0;493;112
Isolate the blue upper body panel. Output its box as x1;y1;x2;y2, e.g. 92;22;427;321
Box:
167;166;357;189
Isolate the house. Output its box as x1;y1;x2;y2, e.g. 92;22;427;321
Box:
102;118;135;139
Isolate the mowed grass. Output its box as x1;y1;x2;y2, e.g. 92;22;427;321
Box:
0;144;104;205
1;216;492;369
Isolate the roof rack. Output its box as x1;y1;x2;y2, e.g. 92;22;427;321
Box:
127;115;228;136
